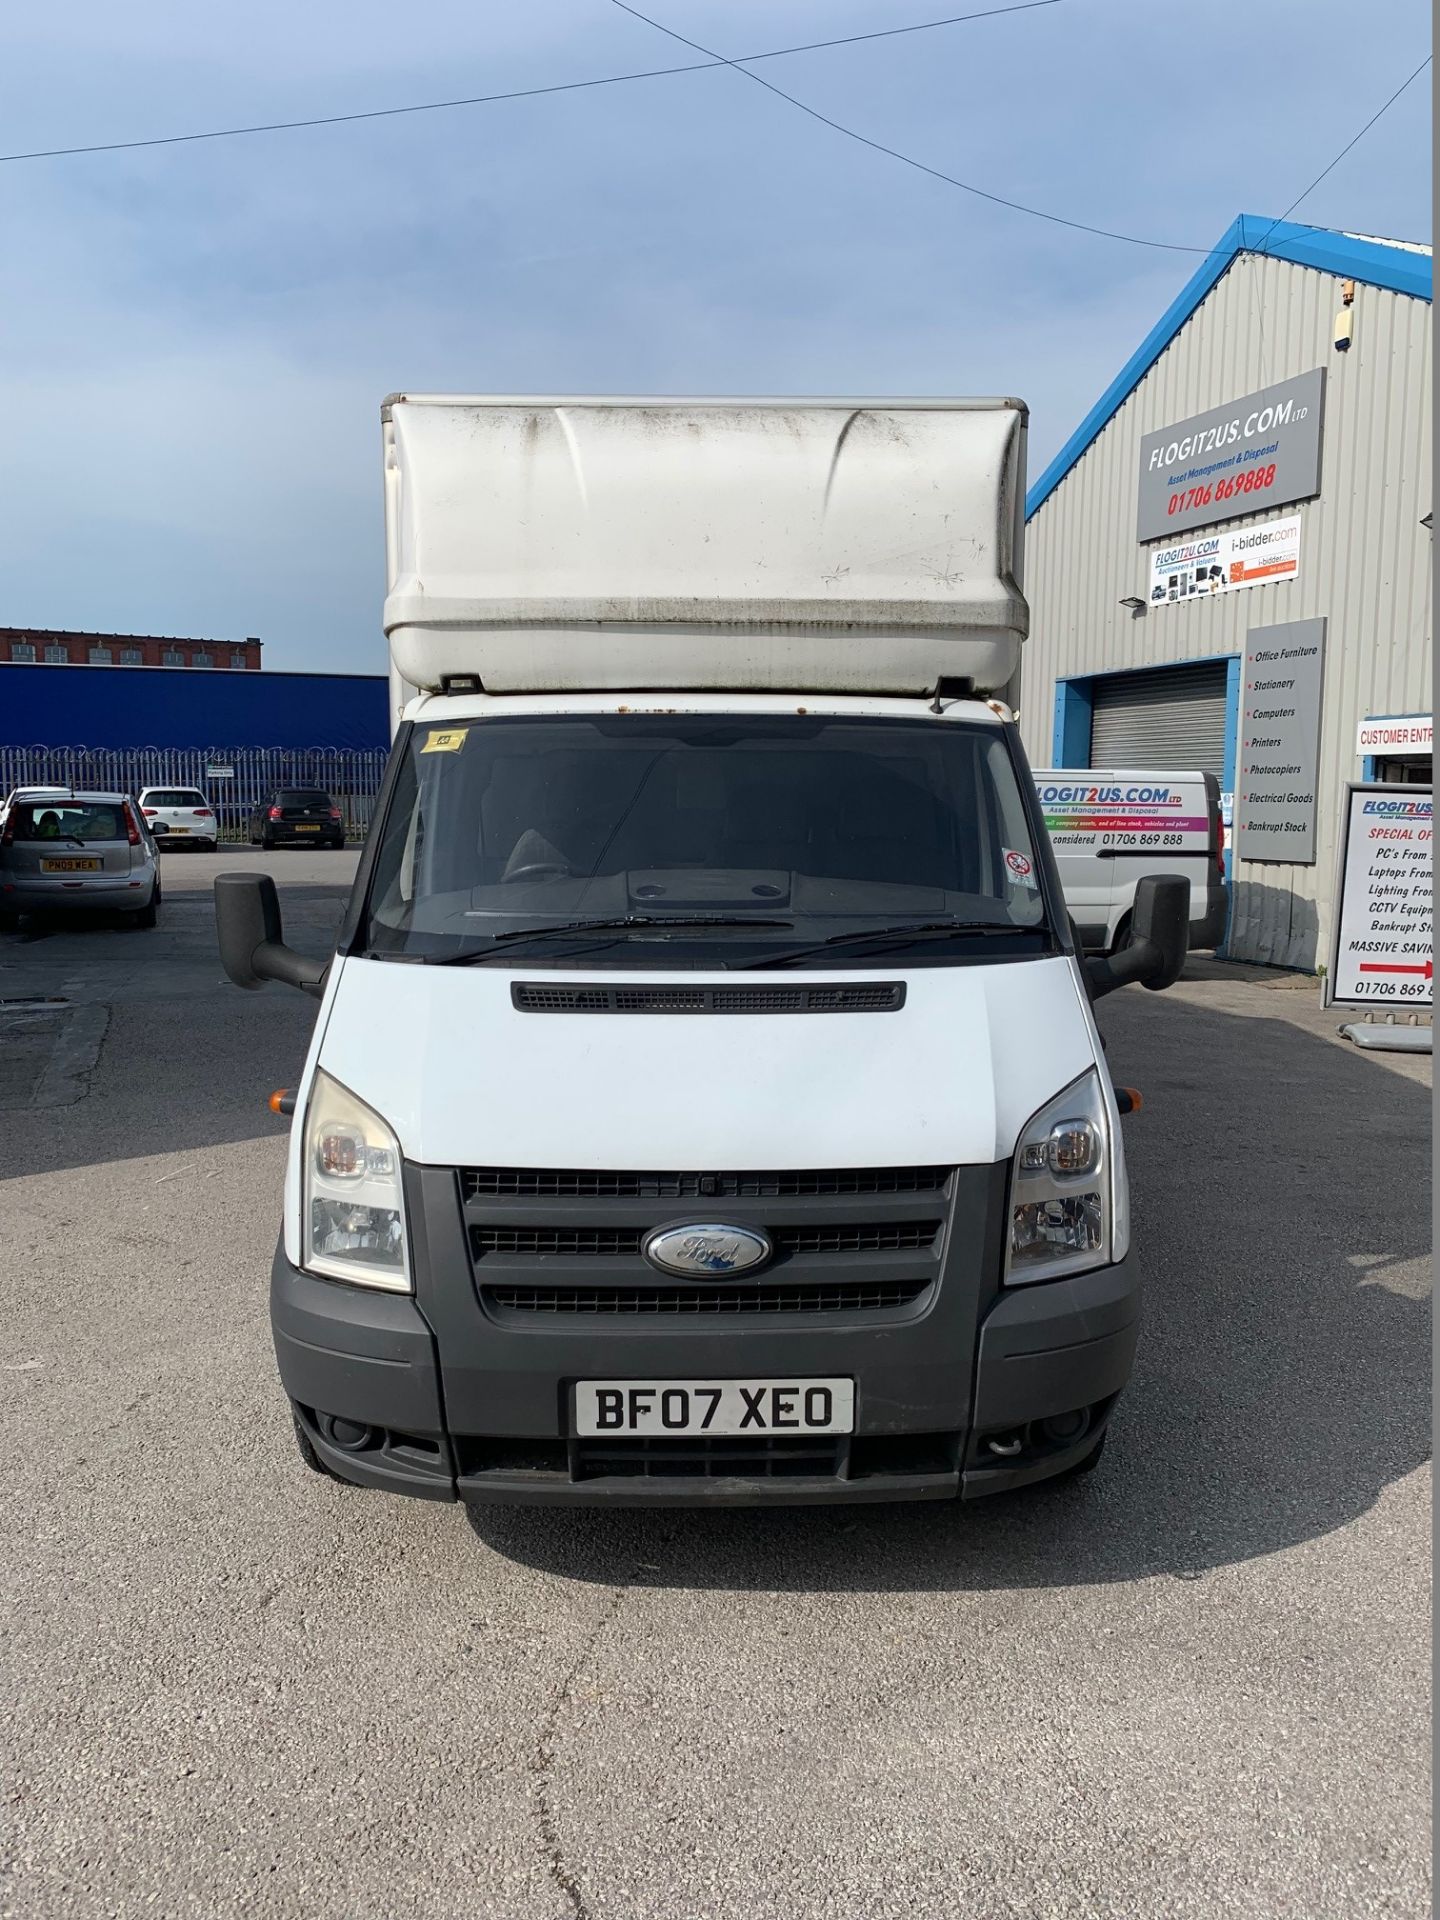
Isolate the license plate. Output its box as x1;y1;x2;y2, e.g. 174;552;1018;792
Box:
574;1378;854;1437
40;857;100;873
294;824;321;832
165;825;189;834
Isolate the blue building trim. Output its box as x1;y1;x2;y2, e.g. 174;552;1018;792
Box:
1026;216;1433;520
1222;656;1241;798
1052;678;1094;765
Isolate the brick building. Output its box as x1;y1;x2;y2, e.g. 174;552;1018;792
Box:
0;627;262;670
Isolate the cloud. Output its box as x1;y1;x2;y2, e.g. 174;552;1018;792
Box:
0;0;1429;666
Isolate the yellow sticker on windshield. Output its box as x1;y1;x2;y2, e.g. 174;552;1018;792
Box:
421;728;467;754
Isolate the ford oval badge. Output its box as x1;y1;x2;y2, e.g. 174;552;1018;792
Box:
643;1224;773;1278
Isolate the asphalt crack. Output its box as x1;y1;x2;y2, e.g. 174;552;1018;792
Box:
531;1583;628;1920
0;1002;110;1110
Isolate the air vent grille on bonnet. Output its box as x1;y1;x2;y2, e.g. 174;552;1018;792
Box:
510;983;905;1014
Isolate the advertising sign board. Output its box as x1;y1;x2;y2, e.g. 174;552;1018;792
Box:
1236;618;1326;865
1148;515;1301;607
1325;784;1432;1007
1137;368;1325;542
1034;777;1210;854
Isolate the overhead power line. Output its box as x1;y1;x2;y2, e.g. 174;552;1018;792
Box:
0;2;1060;165
609;0;1207;254
613;0;1433;261
3;1;1427;269
1261;54;1433;241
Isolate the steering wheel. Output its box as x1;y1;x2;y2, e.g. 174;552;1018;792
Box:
502;861;571;883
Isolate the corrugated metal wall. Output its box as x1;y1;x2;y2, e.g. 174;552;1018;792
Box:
0;663;391;753
1021;251;1432;968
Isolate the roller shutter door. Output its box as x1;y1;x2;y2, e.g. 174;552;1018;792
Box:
1089;661;1229;775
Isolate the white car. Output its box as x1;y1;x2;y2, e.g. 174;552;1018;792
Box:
138;786;219;851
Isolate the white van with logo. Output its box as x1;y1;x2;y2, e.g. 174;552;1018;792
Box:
1032;769;1226;954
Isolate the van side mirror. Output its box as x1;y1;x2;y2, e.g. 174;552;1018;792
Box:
215;872;327;997
1084;875;1189;1001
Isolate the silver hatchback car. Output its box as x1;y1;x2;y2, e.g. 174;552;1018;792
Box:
0;789;161;929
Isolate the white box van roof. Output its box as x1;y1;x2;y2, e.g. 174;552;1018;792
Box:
382;396;1028;697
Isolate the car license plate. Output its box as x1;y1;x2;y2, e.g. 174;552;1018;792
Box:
166;825;189;834
574;1378;854;1437
40;857;100;873
295;824;321;832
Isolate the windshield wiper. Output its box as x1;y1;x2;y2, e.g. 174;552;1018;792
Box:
428;913;794;963
734;919;1043;969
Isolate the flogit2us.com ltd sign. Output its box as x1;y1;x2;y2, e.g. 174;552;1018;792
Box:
1137;368;1325;543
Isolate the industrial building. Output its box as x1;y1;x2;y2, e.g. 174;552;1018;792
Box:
0;661;390;839
0;626;263;670
1021;216;1432;969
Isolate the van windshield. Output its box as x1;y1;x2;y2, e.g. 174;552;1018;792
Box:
361;714;1054;968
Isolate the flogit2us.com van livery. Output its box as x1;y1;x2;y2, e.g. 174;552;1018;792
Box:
217;396;1189;1509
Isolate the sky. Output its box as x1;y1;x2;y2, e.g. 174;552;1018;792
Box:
0;0;1431;673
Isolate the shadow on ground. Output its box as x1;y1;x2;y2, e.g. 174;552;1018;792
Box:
469;992;1431;1591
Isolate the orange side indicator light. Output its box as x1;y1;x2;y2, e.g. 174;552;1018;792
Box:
269;1089;296;1116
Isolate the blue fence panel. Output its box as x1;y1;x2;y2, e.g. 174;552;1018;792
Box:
0;744;389;842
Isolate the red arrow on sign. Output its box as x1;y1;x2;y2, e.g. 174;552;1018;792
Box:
1359;958;1433;979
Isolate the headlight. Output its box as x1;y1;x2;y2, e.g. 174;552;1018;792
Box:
1007;1069;1116;1286
302;1069;410;1291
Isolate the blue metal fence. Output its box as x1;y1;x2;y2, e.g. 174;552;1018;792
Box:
0;744;389;842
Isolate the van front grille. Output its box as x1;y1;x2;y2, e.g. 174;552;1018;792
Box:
575;1435;843;1479
473;1226;640;1258
470;1221;940;1260
462;1165;952;1201
461;1161;952;1324
484;1279;931;1315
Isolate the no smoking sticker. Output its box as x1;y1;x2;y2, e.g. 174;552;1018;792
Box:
1004;847;1036;887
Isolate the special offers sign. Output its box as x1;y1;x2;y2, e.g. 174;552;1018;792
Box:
1137;369;1325;543
1326;786;1433;1008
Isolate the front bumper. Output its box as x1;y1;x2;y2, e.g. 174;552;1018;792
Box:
271;1242;1140;1507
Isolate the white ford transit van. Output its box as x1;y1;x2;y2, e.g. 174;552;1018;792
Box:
217;397;1188;1509
1033;770;1227;953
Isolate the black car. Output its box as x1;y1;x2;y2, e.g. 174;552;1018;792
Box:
248;787;346;850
